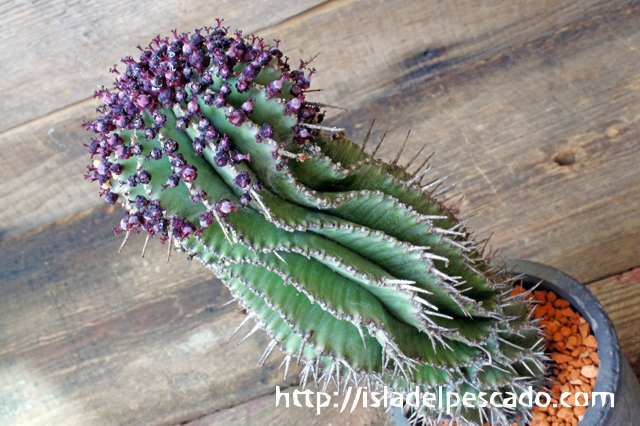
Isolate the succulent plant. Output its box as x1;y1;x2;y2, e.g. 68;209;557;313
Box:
83;22;548;426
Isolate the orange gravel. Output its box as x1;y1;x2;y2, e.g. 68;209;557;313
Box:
425;286;599;426
512;285;599;426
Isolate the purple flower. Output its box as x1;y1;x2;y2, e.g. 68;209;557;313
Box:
138;170;152;184
215;199;237;215
181;166;198;183
233;171;251;188
240;192;252;205
214;149;229;167
226;109;246;127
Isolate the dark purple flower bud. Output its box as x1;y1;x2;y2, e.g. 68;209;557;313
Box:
242;63;259;81
130;116;144;130
127;213;142;228
95;87;116;105
126;174;139;187
259;124;273;139
197;117;209;131
97;160;111;175
163;173;180;188
149;147;163;160
219;83;232;96
158;89;173;105
181;221;196;238
215;199;237;215
163;139;178;154
233;171;251;188
170;153;186;168
256;50;271;67
189;82;203;95
175;116;188;131
216;65;231;79
203;91;215;106
240;192;252;205
192;137;205;155
138;170;152;184
104;189;119;205
153;112;166;126
241;96;254;115
137;95;150;109
149;218;168;234
290;85;302;96
226;109;246;127
266;79;283;99
175;88;188;103
219;134;231;150
135;195;149;209
188;98;200;114
214;149;229;167
144;127;157;140
253;181;263;191
285;98;302;115
204;126;219;141
294;126;311;138
190;189;207;204
110;163;123;175
270;47;282;59
201;72;213;86
114;114;129;128
182;66;193;81
235;78;249;93
86;140;100;156
199;212;214;227
105;133;122;146
213;94;227;108
181;165;197;183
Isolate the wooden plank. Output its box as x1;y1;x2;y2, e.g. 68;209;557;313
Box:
0;101;100;241
177;268;640;426
325;3;640;283
1;0;636;240
0;0;327;134
262;0;634;119
0;204;297;426
176;385;395;426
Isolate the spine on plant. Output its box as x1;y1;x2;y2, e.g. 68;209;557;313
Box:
83;22;548;426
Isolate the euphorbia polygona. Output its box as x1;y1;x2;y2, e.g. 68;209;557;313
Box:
84;22;548;426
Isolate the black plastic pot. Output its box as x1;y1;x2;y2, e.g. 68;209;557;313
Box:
389;259;640;426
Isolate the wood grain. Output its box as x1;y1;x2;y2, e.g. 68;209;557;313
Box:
326;2;640;283
176;385;395;426
0;0;327;134
0;205;298;426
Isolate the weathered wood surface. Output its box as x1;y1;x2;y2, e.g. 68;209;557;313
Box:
177;385;395;426
0;0;327;134
0;205;296;426
2;0;640;425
